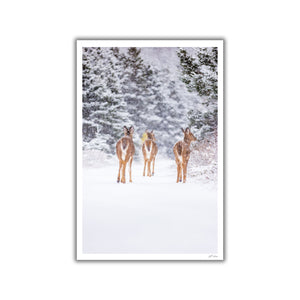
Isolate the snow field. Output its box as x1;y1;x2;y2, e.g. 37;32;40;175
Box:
82;158;218;254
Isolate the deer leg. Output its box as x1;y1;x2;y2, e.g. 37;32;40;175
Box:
179;163;183;182
183;162;187;183
121;161;126;183
183;159;190;183
143;159;147;176
147;160;151;177
129;157;133;183
117;160;122;183
152;156;155;176
176;160;181;183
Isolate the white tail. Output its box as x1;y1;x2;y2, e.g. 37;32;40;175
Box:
142;130;158;177
145;143;152;159
121;143;128;161
173;128;197;183
116;126;135;183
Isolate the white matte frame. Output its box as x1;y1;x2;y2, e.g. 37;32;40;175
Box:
76;40;224;260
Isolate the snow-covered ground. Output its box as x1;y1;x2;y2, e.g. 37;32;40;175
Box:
82;157;218;254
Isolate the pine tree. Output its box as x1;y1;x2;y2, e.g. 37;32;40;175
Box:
177;47;218;139
82;47;101;142
82;47;130;153
122;47;147;127
177;47;218;104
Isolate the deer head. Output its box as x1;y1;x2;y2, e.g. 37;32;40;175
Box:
123;126;134;138
181;127;197;144
146;130;156;141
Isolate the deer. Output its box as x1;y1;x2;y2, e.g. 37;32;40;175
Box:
142;130;158;177
116;126;135;183
173;128;197;183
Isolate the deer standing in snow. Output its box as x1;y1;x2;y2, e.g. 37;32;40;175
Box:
173;128;197;183
116;126;135;183
142;130;158;177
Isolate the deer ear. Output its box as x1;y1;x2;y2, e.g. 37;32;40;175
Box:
186;128;190;133
129;126;134;134
123;126;128;134
181;128;185;133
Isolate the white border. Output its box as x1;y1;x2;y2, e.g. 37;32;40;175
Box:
76;40;224;260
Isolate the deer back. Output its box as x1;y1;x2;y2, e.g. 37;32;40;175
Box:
174;128;196;161
174;141;190;159
116;126;135;161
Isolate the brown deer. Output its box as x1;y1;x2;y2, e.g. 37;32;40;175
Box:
173;128;197;183
142;130;158;177
116;126;135;183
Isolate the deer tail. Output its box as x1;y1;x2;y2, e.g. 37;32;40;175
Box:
145;140;152;159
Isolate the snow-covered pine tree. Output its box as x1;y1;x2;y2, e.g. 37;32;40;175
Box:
117;47;155;157
82;47;101;142
146;67;184;156
123;56;195;157
122;47;147;129
82;47;130;153
177;47;218;139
